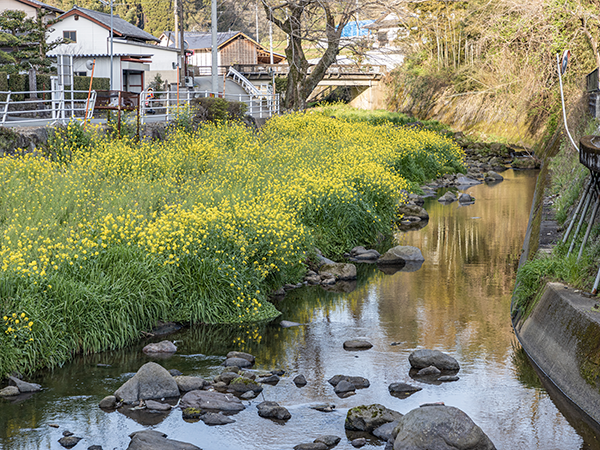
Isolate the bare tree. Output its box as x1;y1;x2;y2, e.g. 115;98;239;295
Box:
262;0;367;110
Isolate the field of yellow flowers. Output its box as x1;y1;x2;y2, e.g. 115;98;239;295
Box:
0;112;464;376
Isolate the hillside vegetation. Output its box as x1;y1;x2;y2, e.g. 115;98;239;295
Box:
386;0;600;145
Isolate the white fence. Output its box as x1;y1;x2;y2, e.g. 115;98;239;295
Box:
140;89;280;123
0;90;96;126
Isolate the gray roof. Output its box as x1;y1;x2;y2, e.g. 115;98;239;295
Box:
162;31;243;50
17;0;63;14
63;6;160;43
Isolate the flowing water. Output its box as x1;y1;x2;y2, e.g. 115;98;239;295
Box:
1;169;599;450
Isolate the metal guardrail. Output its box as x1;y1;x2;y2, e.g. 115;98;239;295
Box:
0;90;96;126
140;89;280;123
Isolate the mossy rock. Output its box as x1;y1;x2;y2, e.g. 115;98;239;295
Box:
182;407;204;419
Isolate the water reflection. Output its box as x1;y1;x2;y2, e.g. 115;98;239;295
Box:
0;170;594;450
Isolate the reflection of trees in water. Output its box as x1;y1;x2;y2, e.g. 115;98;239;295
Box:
377;171;538;361
512;342;542;390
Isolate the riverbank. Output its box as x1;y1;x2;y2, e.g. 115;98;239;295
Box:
0;112;465;378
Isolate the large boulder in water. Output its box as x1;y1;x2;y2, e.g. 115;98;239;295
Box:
179;389;245;412
409;349;460;372
114;362;179;404
378;246;424;266
396;203;429;221
319;262;357;280
127;430;200;450
393;405;496;450
345;404;403;433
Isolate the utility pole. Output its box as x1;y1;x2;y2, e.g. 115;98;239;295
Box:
255;0;259;42
179;0;184;87
211;0;218;93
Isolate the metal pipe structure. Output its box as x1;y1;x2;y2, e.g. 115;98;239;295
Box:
568;191;594;256
562;178;592;243
578;193;600;262
557;53;578;153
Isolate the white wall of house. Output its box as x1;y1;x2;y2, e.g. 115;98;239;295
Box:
189;50;221;69
0;0;38;18
48;16;178;90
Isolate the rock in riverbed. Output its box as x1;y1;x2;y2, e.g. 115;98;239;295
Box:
409;349;460;372
114;362;179;404
345;404;403;433
9;376;41;393
127;430;200;450
392;405;496;450
180;390;245;413
257;401;291;420
343;339;373;350
142;340;177;354
388;382;422;399
377;246;424;267
319;262;357;280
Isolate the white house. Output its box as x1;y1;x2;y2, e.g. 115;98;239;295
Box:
48;6;179;92
0;0;63;21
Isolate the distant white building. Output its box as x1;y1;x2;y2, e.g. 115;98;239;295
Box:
48;6;179;92
0;0;63;21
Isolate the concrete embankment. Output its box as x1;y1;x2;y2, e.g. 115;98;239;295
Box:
513;282;600;425
512;133;600;427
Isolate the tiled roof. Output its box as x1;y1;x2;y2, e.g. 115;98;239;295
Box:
16;0;63;14
59;6;160;42
162;30;243;50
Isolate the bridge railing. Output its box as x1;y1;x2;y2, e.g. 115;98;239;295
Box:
191;63;387;78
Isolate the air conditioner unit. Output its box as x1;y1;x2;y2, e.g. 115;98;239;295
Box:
185;77;194;88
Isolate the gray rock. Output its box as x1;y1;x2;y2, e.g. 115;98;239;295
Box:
334;380;356;394
458;193;474;203
127;430;201;450
200;412;236;425
378;246;424;265
99;395;118;409
373;420;400;441
314;435;341;447
343;340;373;350
240;390;257;399
145;399;172;411
328;375;370;389
455;176;482;186
0;386;20;397
319;262;357;280
351;438;367;448
305;275;322;285
409;349;460;371
227;351;255;363
345;404;403;432
396;203;429;220
310;403;336;412
294;444;328;450
114;362;180;404
256;374;280;384
168;369;183;376
438;192;457;203
393;405;496;450
58;436;82;448
142;340;177;354
257;401;291;420
88;446;103;450
223;357;252;368
215;371;239;384
353;250;380;261
321;276;337;285
8;376;41;393
180;390;245;412
228;377;263;394
388;383;422;398
438;375;460;382
174;376;206;393
293;374;307;387
417;365;441;376
63;431;74;437
484;171;504;182
281;320;302;328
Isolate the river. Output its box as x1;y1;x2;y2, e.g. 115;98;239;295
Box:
1;168;597;450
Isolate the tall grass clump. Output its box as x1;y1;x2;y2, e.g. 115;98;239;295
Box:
0;112;464;376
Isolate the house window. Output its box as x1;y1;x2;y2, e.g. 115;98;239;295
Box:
63;31;77;43
75;72;87;76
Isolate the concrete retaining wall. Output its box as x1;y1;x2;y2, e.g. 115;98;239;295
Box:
514;282;600;425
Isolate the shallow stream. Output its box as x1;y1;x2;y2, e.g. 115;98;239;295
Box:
1;169;598;450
